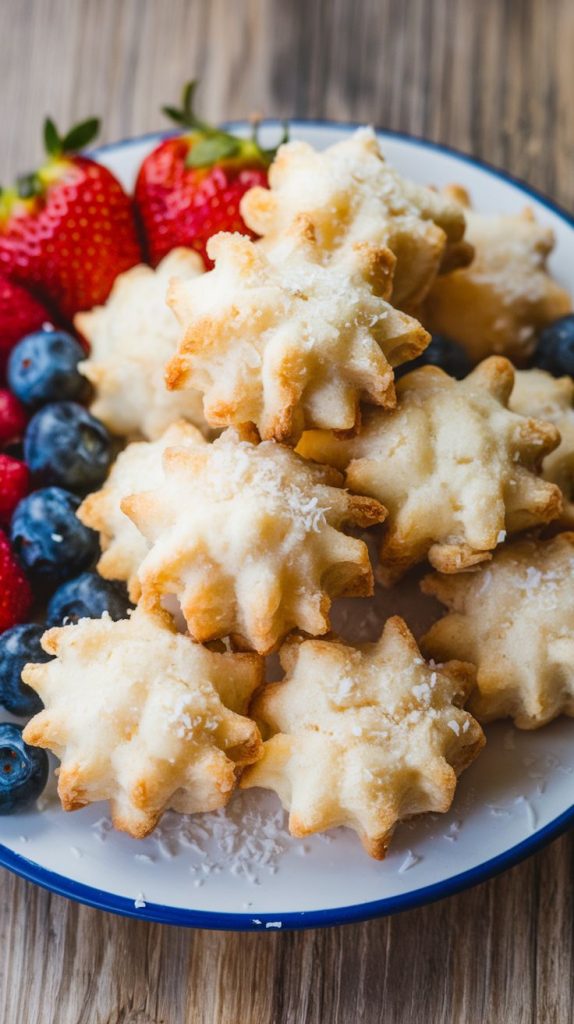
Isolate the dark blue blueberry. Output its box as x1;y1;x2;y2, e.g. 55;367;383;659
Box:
532;315;574;377
46;572;132;627
7;329;89;408
10;487;99;581
24;401;112;491
396;334;472;381
0;723;48;814
0;623;51;717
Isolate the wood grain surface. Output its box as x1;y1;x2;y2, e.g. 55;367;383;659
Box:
0;1;573;1021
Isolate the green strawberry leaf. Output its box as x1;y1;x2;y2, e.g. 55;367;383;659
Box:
186;134;241;168
162;106;188;126
44;118;61;157
61;118;101;153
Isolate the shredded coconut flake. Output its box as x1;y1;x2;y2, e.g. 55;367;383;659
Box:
515;795;537;831
398;849;421;873
144;792;291;886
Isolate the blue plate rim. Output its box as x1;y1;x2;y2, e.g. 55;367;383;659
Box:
1;803;572;930
1;120;572;930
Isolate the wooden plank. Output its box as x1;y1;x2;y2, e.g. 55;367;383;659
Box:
0;1;572;1021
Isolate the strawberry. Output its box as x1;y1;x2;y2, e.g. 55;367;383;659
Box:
135;81;286;267
0;530;32;632
0;455;30;525
0;118;142;320
0;273;55;376
0;390;27;446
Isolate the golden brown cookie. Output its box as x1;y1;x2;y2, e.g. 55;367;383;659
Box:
22;606;263;837
241;616;484;858
78;420;204;600
298;357;563;582
77;249;207;439
422;186;571;364
122;425;386;654
422;533;574;728
510;368;574;525
240;127;470;309
166;223;428;444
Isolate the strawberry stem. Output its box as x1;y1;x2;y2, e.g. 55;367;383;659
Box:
162;79;289;170
162;80;211;132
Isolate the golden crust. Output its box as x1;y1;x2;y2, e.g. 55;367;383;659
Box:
77;420;205;600
122;426;387;654
510;369;574;526
297;357;563;582
166;224;429;444
421;533;574;728
76;249;208;440
422;187;572;364
240;127;469;309
22;605;263;837
241;616;484;858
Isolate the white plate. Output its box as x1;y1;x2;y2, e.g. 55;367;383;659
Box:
1;122;573;930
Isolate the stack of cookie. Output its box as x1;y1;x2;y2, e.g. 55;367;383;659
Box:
22;129;573;858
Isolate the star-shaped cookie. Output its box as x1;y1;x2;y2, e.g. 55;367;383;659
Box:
122;425;386;654
165;222;428;443
298;357;563;581
422;533;574;728
241;616;484;858
78;420;205;600
510;368;574;525
423;186;571;364
240;127;470;309
77;248;208;439
22;606;263;837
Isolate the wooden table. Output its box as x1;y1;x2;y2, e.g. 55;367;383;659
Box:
1;1;572;1021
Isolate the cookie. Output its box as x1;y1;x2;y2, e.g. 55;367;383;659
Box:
511;368;574;525
298;357;563;581
22;606;263;837
122;425;386;654
78;420;204;600
77;248;208;439
241;616;483;858
240;127;470;309
422;186;571;364
166;221;428;443
422;533;574;728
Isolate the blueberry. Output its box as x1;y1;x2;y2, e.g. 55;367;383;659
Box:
0;723;48;814
24;401;112;491
7;329;89;408
46;572;132;627
532;315;574;377
0;623;50;716
10;487;99;581
396;334;472;381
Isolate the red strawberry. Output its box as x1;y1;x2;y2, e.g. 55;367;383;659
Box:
0;530;32;632
0;455;30;525
0;118;142;320
0;273;55;376
0;390;27;446
135;81;286;267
